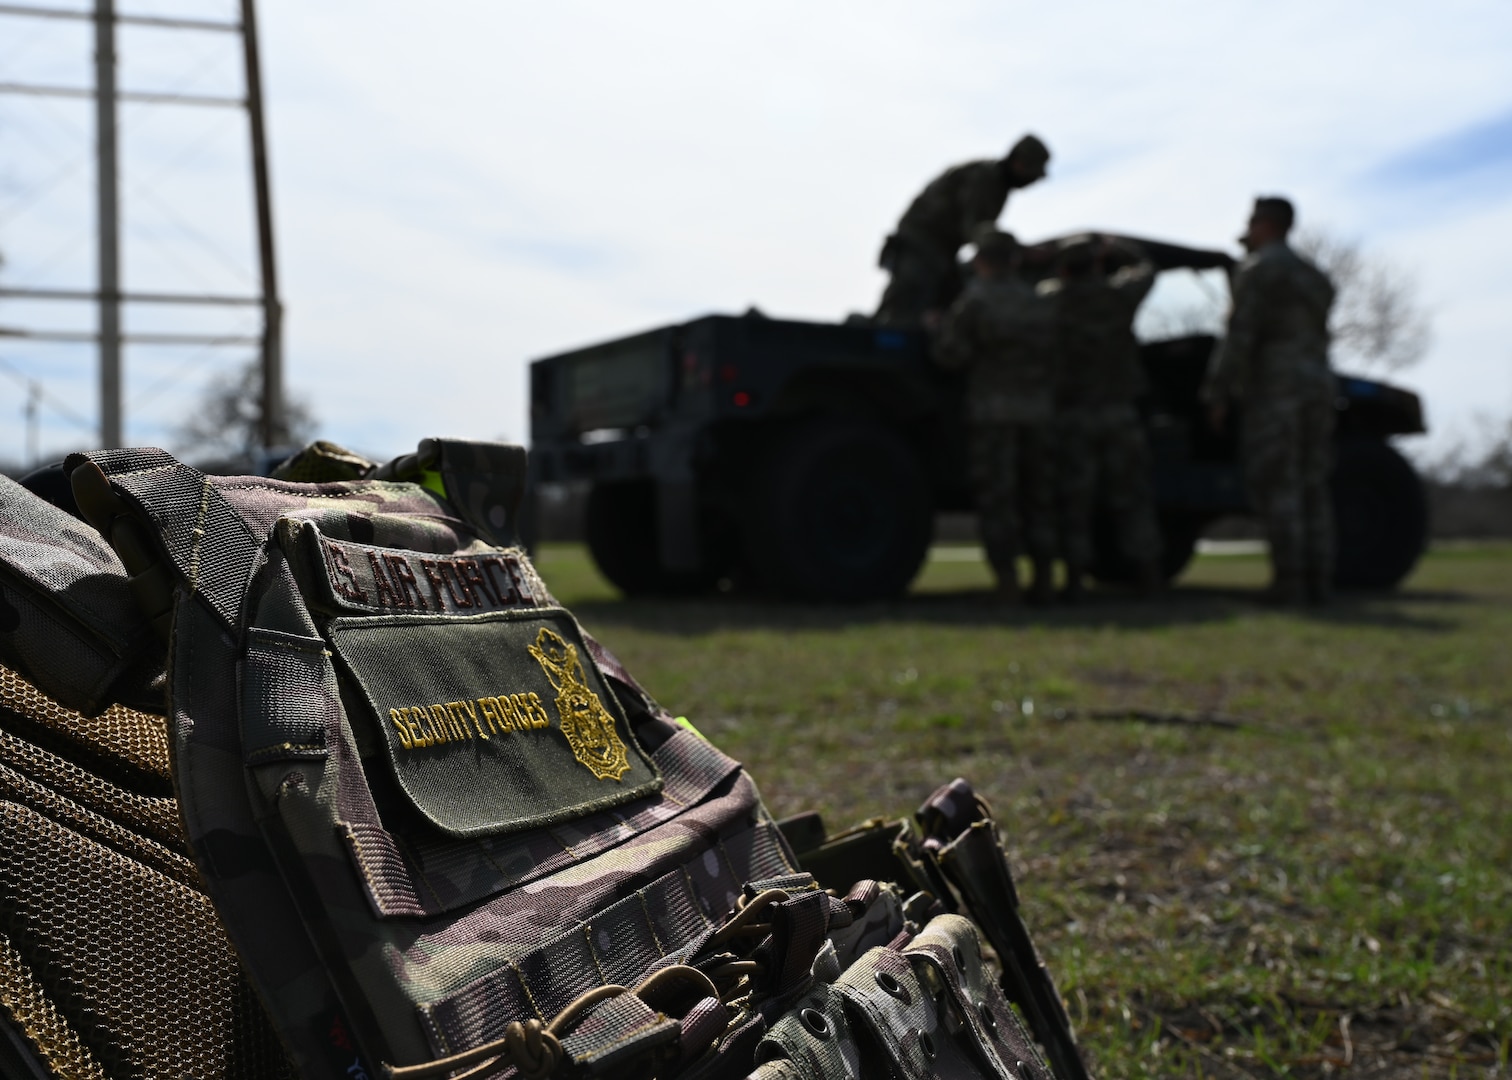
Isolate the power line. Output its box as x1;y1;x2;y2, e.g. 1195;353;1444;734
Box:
0;0;284;448
0;286;260;304
0;328;260;344
127;338;255;409
0;5;241;33
0;137;93;230
0;82;245;107
0;353;94;430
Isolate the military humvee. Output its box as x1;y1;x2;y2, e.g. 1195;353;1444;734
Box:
526;235;1428;602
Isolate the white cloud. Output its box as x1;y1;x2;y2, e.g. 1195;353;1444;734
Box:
2;0;1510;461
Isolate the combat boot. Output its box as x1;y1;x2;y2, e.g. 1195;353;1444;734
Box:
989;572;1022;605
1061;563;1086;604
1028;557;1056;607
1134;560;1164;599
1259;572;1304;606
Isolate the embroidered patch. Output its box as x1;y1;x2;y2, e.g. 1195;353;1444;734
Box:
327;608;661;837
528;626;632;781
308;530;538;615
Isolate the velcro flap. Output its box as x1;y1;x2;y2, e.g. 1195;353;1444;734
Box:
328;608;661;837
242;628;331;761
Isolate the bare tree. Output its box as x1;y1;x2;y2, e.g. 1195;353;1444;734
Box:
174;358;317;464
1136;297;1225;341
1422;410;1512;490
1137;230;1434;375
1294;229;1432;373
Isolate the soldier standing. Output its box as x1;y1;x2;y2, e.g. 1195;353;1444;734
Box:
1042;237;1163;600
935;229;1058;603
876;135;1051;328
1203;196;1337;604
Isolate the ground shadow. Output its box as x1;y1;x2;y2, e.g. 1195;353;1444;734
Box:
565;580;1469;637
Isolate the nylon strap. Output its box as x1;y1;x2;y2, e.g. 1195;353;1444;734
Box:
65;449;261;634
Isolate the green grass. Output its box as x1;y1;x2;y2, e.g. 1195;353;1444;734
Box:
535;543;1512;1080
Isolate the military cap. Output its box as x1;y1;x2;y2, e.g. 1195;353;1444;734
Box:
972;226;1021;264
1009;133;1051;167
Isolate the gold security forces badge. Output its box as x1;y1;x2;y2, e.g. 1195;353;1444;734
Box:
383;626;631;782
528;627;631;782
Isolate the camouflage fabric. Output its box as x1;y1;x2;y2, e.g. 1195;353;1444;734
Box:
1043;254;1155;411
1042;254;1161;570
1204;241;1337;589
936;277;1058;580
749;914;1054;1080
64;443;799;1078
969;422;1057;581
935;277;1056;423
875;159;1014;326
895;159;1013;260
0;439;1090;1080
1242;389;1335;585
1202;240;1334;405
269;440;377;483
1056;404;1161;569
875;234;962;327
0;475;159;716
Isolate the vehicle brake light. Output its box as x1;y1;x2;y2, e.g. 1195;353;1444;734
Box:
732;391;752;408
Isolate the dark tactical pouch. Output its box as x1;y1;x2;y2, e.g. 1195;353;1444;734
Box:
0;475;161;716
0;440;1086;1080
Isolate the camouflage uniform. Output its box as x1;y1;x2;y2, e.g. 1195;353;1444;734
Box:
876;160;1012;326
1042;253;1162;580
936;275;1058;590
1203;241;1336;596
875;137;1048;326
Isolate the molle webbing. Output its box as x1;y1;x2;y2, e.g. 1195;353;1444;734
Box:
66;447;262;633
0;663;295;1079
31;442;1086;1080
64;444;812;1076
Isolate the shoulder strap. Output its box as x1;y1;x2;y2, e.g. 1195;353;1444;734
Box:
65;448;262;635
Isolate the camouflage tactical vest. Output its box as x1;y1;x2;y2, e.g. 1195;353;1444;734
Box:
0;440;1087;1080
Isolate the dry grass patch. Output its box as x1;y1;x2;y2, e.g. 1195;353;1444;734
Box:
536;543;1512;1079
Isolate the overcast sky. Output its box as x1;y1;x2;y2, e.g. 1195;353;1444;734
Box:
1;0;1509;466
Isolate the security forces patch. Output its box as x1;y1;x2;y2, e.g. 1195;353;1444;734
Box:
328;607;661;837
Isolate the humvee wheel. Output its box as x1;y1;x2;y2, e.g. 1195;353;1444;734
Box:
1089;509;1204;585
1331;437;1428;589
584;480;722;596
744;419;932;602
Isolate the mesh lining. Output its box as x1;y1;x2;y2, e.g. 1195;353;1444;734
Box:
0;664;295;1079
0;932;108;1080
0;728;182;851
0;667;169;787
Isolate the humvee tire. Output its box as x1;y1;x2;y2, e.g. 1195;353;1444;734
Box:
743;419;933;602
1332;437;1428;589
1089;509;1205;586
584;479;723;595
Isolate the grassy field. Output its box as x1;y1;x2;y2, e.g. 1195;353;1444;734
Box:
537;543;1512;1080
